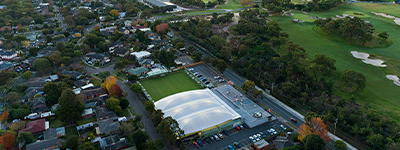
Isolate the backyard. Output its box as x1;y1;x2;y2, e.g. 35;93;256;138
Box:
140;70;202;101
270;3;400;122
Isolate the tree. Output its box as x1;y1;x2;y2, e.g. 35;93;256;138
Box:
102;76;118;93
63;135;79;149
128;74;138;82
151;109;164;126
340;69;366;92
17;132;35;147
240;0;249;7
141;9;152;19
5;92;19;103
11;121;26;131
192;51;203;62
0;133;15;149
28;47;39;56
156;23;169;33
298;117;331;143
366;134;386;150
20;71;33;80
130;83;142;94
132;130;148;146
120;98;129;109
62;56;72;64
144;100;155;113
56;42;65;52
64;15;75;25
33;58;51;71
74;50;82;58
79;61;86;68
175;42;184;49
78;142;95;150
114;62;125;70
49;51;62;65
120;122;135;140
12;35;27;43
334;140;348;150
58;89;85;123
76;25;84;31
110;9;120;17
43;82;61;106
109;84;123;98
0;111;9;122
156;117;183;144
283;41;306;62
216;59;228;72
303;134;326;150
283;145;300;150
378;31;389;41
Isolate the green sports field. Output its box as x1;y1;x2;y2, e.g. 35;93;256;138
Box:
140;71;202;101
270;3;400;122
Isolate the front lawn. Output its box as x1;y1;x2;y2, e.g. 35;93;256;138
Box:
77;117;97;125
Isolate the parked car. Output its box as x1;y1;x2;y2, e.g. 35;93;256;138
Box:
219;79;225;83
291;118;297;123
253;135;260;141
270;128;278;135
194;72;199;75
188;68;194;71
210;136;214;141
235;126;241;131
286;132;292;135
201;78;207;82
239;125;244;130
228;145;234;150
223;130;229;136
193;142;199;148
198;141;203;146
205;138;212;143
204;81;210;84
218;133;224;138
259;132;266;138
242;124;249;129
234;142;241;148
197;74;203;78
214;76;220;79
214;135;219;140
249;136;256;143
280;125;287;130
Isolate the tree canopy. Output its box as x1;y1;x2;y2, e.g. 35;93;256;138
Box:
58;89;85;123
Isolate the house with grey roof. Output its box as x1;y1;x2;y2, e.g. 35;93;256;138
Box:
97;135;129;150
29;97;47;113
126;67;149;76
96;118;120;135
0;61;13;72
23;87;43;102
96;107;116;121
26;138;63;150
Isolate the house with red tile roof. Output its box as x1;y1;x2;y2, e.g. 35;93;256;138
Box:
19;118;47;135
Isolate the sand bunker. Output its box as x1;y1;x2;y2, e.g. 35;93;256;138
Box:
371;12;400;26
386;75;400;86
351;51;386;67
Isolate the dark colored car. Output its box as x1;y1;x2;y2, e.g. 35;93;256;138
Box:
223;130;229;136
205;138;212;143
234;142;241;148
291;118;297;123
242;124;249;129
204;81;210;84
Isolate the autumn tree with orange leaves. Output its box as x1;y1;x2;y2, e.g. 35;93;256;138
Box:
0;111;9;122
156;23;169;34
109;84;123;98
298;117;331;143
101;76;118;93
0;133;15;149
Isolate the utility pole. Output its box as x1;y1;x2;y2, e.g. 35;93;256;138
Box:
271;83;274;94
334;118;338;135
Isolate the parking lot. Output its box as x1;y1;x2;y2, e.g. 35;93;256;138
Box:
185;120;291;150
189;64;226;87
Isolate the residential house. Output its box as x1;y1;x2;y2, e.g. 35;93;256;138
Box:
124;20;132;27
96;118;120;135
130;51;151;60
0;61;13;72
56;127;65;137
96;134;129;150
74;78;91;88
59;70;83;80
44;128;57;140
113;48;128;57
26;138;62;150
0;6;6;10
82;108;95;119
19;118;48;134
25;77;47;87
139;59;154;67
20;63;31;70
84;95;109;108
127;67;149;76
23;87;43;102
82;87;107;99
76;123;94;131
23;57;37;66
252;139;270;150
108;42;123;51
95;107;116;121
29;97;47;113
0;51;18;60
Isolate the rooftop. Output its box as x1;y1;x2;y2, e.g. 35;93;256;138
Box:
97;118;120;134
127;67;149;75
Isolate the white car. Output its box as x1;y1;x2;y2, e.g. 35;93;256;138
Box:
188;68;194;71
218;133;224;138
286;132;292;135
214;135;220;140
214;76;220;79
280;125;287;130
249;136;256;143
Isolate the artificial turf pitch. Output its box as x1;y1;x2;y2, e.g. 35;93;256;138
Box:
140;71;202;101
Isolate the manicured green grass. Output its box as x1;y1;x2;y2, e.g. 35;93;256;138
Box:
50;118;64;128
77;117;97;125
128;106;135;115
216;0;245;10
270;3;400;122
90;78;102;87
121;108;131;117
353;3;400;18
140;70;202;101
65;126;78;139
